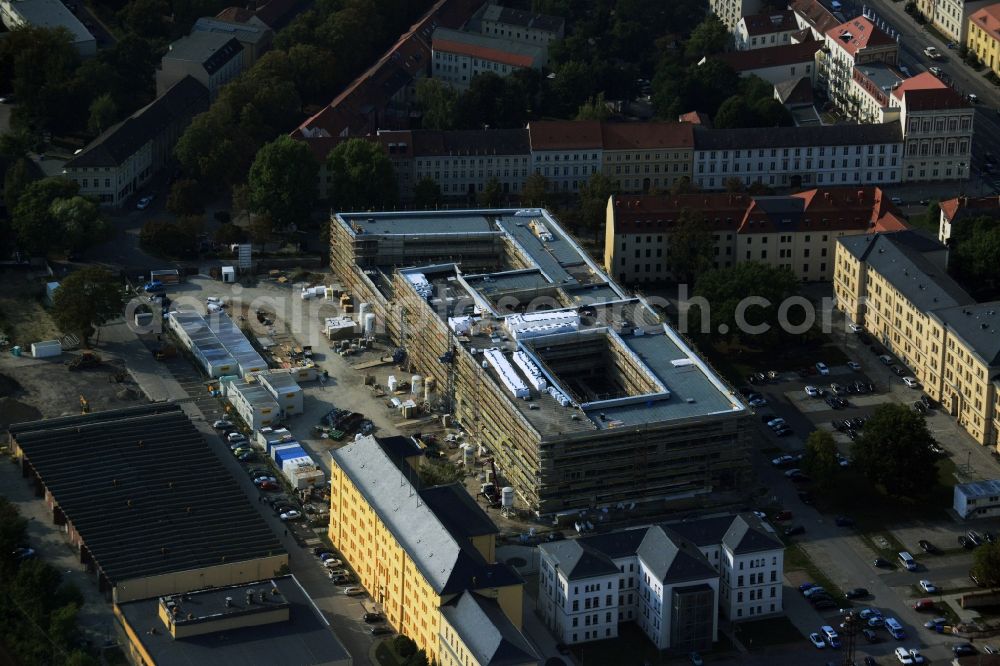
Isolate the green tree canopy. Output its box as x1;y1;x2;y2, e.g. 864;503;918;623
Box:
247;135;318;228
691;262;800;344
49;195;106;251
477;177;503;207
51;266;124;344
575;92;611;121
522;173;550;206
413;177;442;209
87;93;118;136
140;218;201;259
0;26;81;133
972;541;1000;588
669;210;715;285
950;215;1000;297
684;15;731;61
579;172;615;242
326;138;397;210
0;497;28;573
415;78;459;130
3;157;35;213
850;403;939;499
167;179;204;216
802;430;841;489
11;177;80;255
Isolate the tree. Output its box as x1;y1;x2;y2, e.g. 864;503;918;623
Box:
669;210;715;285
724;177;745;193
49;196;105;251
87;93;118;135
413;177;442;209
477;177;503;207
576;92;611;121
247;136;318;229
404;650;430;666
326;138;397;210
51;266;124;345
11;177;79;255
3;157;35;213
394;635;417;659
684;15;730;61
140;219;199;258
972;541;1000;588
579;172;615;242
0;26;81;133
950;216;1000;296
214;223;245;244
802;430;841;488
691;262;800;343
248;213;274;245
522;173;549;206
167;179;204;216
415;78;459;130
850;403;939;499
714;95;754;129
0;497;28;572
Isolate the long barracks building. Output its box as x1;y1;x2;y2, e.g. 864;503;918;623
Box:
329;208;750;516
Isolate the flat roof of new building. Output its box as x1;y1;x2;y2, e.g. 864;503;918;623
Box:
9;404;284;585
335;208;744;437
258;371;302;392
116;576;351;666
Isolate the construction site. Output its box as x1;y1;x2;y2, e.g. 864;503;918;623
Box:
329;207;752;517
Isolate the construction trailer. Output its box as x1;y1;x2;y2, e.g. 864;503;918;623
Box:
328;208;751;517
223;379;280;431
255;371;304;415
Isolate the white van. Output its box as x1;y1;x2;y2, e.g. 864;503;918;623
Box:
899;551;917;571
885;617;905;639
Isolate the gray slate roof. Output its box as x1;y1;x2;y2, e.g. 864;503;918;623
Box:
839;230;973;312
165;32;243;73
65;76;208;169
480;3;564;33
440;591;539;666
930;302;1000;368
410;128;530;157
538;540;619;580
637;527;718;583
330;435;520;595
693;122;902;150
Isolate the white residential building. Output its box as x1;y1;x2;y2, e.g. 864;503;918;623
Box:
0;0;94;55
157;32;244;100
734;11;800;50
892;72;974;182
476;3;564;46
537;514;783;653
710;0;763;30
711;41;821;86
955;480;1000;519
431;27;545;91
526;120;604;194
822;17;899;115
692;123;903;191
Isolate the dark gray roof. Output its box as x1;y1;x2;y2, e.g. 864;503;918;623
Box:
421;484;499;539
9;404;284;585
637;527;717;583
330;435;520;594
480;3;564;33
440;592;539;666
410;129;530;157
721;514;785;554
839;231;974;312
930;302;1000;367
115;576;351;666
164;32;243;74
693;122;902;150
193;16;272;46
65;77;208;169
538;540;619;580
576;527;650;560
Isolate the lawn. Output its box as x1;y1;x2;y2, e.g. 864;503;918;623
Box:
733;616;803;649
374;640;404;666
0;275;61;347
785;542;845;599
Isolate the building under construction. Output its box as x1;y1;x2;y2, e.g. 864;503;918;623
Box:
329;208;750;516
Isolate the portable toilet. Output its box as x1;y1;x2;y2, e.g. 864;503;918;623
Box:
222;266;236;283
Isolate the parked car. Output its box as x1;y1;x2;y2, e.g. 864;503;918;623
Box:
370;625;394;636
227;432;247;443
923;45;942;59
874;557;892;568
774;510;793;521
903;377;919;388
952;643;977;656
919;580;937;593
212;419;233;429
136;195;154;210
803;586;827;599
280;510;303;521
809;632;826;649
816;362;830;375
363;612;385;623
845;587;869;599
918;539;938;554
923;617;946;629
847;361;861;370
768;417;787;428
805;385;820;397
322;558;344;569
785;525;805;536
343;586;365;596
912;598;935;611
771;455;795;467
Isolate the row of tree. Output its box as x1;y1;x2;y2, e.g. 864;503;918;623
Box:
949;215;1000;300
0;497;98;665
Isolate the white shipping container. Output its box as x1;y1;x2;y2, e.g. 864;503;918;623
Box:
30;340;62;358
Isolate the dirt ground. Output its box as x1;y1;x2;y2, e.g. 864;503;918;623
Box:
0;353;145;429
0;272;62;347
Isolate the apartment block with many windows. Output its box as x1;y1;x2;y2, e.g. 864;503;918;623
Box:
604;187;907;284
968;4;1000;77
835;230;1000;446
734;10;799;50
822;17;899;115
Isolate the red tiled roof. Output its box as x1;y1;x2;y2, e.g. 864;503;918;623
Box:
527;120;603;150
970;4;1000;42
901;87;969;111
432;38;537;68
789;0;840;36
939;195;1000;222
826;17;896;58
890;71;946;99
601;123;693;151
292;0;479;141
609;187;907;236
678;111;711;126
713;41;821;72
741;10;798;37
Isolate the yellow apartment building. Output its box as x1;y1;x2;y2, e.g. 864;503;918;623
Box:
328;435;538;666
835;230;1000;446
600;123;694;193
968;4;1000;78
